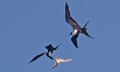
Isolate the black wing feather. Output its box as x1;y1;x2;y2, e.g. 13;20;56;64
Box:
71;34;79;48
65;2;81;29
29;52;46;63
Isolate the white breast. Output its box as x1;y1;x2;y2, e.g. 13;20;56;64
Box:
72;29;78;35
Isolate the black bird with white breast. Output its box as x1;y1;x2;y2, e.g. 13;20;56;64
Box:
29;44;61;63
65;2;94;48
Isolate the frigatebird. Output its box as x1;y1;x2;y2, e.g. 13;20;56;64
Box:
65;2;94;48
29;44;61;63
52;57;72;68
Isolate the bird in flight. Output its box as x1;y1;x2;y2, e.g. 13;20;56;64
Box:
29;44;61;63
65;2;94;48
52;57;72;68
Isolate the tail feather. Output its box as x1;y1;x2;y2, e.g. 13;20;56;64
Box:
82;20;94;39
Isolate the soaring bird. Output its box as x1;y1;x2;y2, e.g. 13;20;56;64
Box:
65;2;94;48
29;44;61;63
52;57;72;68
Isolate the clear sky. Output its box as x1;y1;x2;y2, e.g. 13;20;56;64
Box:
0;0;120;72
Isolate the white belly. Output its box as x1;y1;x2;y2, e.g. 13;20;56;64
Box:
72;29;78;35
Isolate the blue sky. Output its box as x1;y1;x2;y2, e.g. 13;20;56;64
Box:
0;0;120;72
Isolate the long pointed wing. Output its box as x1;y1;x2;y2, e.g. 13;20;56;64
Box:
65;2;80;29
29;52;46;63
60;58;72;62
71;33;79;48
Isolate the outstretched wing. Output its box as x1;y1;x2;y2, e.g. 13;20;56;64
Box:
60;58;72;62
71;33;79;48
29;52;46;63
65;2;80;29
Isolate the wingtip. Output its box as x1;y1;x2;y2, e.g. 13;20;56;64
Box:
73;43;79;48
66;58;72;62
75;45;79;48
68;59;72;62
65;1;69;8
28;60;33;64
65;1;68;5
76;46;79;48
28;58;36;64
71;37;79;49
73;44;78;48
